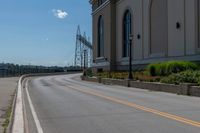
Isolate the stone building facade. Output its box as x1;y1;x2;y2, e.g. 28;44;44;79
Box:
90;0;200;71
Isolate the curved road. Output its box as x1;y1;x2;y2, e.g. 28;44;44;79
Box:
23;74;200;133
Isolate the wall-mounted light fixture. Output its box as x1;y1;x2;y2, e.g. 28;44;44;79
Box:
137;34;141;40
176;22;181;29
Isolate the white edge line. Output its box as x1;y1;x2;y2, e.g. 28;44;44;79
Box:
12;76;24;133
22;79;29;133
25;79;44;133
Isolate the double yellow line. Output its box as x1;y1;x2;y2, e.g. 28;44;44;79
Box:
69;86;200;128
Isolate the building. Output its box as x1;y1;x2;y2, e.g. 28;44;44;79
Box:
90;0;200;72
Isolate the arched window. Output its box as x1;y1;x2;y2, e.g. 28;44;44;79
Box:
98;15;104;57
123;10;132;57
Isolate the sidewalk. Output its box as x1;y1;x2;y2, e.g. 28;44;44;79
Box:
0;77;18;133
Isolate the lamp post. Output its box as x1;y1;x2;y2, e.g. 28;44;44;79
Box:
128;34;133;80
83;49;87;76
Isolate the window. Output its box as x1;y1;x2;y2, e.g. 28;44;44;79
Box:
123;10;132;57
98;16;104;57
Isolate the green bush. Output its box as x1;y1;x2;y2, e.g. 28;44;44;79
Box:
160;70;200;85
96;71;129;79
148;64;157;76
86;69;93;77
147;61;199;76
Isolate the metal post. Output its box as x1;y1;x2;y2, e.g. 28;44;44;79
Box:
128;34;133;80
83;50;87;76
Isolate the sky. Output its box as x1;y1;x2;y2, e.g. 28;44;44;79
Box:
0;0;92;66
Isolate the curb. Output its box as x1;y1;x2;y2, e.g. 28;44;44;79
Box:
12;76;24;133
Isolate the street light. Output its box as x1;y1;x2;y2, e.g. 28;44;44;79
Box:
83;49;87;76
128;34;133;80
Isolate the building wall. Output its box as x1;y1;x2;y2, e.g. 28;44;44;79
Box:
143;0;151;59
185;0;196;55
92;1;112;71
91;0;200;71
167;0;197;56
116;0;143;64
150;0;168;57
168;0;185;56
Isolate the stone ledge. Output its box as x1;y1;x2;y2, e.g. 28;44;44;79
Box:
189;86;200;97
81;76;98;82
101;78;129;86
82;76;200;97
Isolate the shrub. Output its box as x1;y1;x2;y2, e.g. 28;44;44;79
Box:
147;61;199;76
110;72;128;79
86;69;93;77
160;70;200;85
96;72;109;78
134;71;160;82
147;64;157;76
96;71;129;79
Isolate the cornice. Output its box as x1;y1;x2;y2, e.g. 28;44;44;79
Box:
89;0;97;4
91;0;110;15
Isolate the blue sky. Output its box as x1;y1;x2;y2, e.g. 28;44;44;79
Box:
0;0;92;66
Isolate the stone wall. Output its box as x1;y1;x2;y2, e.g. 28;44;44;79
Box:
82;76;200;97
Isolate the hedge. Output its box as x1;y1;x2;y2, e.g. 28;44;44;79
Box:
147;61;199;76
160;70;200;85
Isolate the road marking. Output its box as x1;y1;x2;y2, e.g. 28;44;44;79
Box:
68;85;200;128
25;80;44;133
22;79;30;133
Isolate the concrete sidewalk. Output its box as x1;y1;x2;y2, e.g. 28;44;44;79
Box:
0;77;18;133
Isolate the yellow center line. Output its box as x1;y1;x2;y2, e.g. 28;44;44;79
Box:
68;86;200;128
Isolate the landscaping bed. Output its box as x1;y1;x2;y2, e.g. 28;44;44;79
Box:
83;61;200;97
88;61;200;86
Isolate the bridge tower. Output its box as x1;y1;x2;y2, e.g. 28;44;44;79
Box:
74;26;83;67
74;26;93;68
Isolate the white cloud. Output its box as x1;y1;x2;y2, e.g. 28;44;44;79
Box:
52;9;68;19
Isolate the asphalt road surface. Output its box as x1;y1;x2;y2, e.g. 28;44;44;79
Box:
23;74;200;133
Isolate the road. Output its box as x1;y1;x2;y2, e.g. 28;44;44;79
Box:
23;74;200;133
